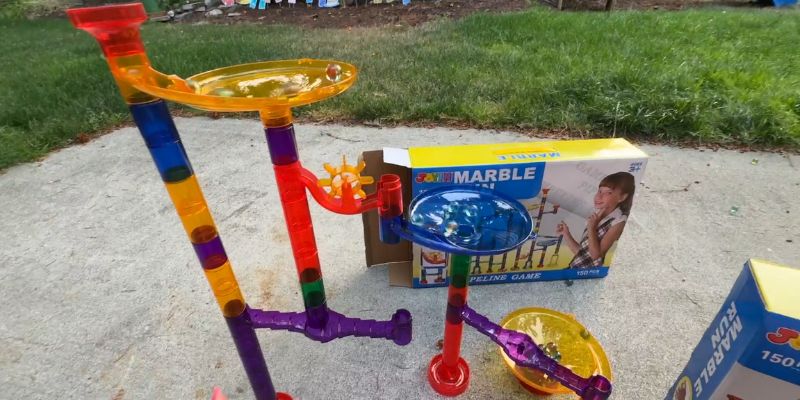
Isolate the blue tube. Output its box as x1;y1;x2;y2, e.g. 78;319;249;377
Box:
379;215;402;245
130;100;193;183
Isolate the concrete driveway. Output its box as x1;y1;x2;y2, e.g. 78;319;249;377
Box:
1;118;798;399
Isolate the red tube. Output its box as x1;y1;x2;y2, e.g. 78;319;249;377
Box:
428;254;472;396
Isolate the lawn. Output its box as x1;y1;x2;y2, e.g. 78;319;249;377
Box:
1;7;799;169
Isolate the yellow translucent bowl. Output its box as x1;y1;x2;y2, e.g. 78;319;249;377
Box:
129;59;357;112
498;307;612;396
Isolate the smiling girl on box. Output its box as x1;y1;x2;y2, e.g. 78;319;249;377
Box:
556;172;635;269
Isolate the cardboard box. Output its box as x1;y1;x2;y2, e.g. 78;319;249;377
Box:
665;259;800;400
361;138;648;288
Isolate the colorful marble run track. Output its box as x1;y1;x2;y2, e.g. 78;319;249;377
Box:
68;4;611;399
68;4;409;399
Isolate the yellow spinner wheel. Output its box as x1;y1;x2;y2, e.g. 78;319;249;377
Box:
498;307;612;396
317;155;374;199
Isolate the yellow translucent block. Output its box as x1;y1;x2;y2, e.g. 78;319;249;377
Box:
164;176;215;238
203;261;246;317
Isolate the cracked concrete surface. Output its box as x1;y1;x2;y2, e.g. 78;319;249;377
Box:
1;118;798;399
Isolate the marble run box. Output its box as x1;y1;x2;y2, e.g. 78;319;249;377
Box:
361;138;648;288
665;259;800;400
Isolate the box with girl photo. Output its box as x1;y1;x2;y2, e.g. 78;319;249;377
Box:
361;138;648;288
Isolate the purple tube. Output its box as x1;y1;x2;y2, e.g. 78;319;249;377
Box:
265;125;299;165
248;307;412;345
225;308;278;400
192;233;227;270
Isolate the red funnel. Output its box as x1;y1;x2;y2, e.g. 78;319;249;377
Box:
67;3;147;57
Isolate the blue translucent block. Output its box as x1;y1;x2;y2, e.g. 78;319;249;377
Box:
147;142;193;182
130;100;193;183
130;100;180;147
379;215;402;245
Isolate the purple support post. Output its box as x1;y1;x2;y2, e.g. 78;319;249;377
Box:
225;310;280;400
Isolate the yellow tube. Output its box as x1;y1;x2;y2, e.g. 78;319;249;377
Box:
204;261;247;317
165;175;216;238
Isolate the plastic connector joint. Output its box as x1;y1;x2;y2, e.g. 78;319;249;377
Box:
248;307;412;345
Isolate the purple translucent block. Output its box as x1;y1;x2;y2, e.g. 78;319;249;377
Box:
192;235;227;270
459;305;612;400
264;125;299;166
248;307;412;346
306;303;329;330
225;308;279;400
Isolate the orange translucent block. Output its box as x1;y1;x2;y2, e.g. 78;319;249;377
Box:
204;261;246;317
165;175;215;237
107;53;161;104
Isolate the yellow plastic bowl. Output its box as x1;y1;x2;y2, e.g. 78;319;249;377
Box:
498;307;612;396
129;59;357;112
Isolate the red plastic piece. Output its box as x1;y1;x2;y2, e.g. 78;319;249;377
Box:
428;258;471;397
428;354;470;397
289;164;381;215
378;174;403;218
273;163;323;275
66;3;147;57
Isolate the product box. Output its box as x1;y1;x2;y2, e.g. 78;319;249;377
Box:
361;138;648;288
665;259;800;400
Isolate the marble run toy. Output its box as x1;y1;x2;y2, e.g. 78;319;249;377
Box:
513;187;563;270
420;250;447;285
377;186;613;398
69;4;611;398
68;4;411;399
470;187;562;274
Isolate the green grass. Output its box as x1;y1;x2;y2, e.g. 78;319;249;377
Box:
2;8;800;169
